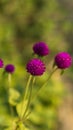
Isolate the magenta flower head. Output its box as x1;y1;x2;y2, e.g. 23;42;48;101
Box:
0;59;4;68
33;42;50;56
5;64;15;73
55;52;72;69
26;58;46;76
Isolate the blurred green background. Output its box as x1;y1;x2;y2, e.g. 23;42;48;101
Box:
0;0;73;130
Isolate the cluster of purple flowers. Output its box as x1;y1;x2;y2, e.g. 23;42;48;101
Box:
0;42;72;76
26;42;72;76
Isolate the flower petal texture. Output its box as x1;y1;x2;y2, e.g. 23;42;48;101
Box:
0;59;4;68
33;42;50;56
5;64;15;73
26;58;46;76
55;52;72;69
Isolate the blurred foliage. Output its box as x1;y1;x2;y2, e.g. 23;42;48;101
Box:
0;0;73;130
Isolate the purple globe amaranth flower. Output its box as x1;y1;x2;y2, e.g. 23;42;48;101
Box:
26;58;46;76
33;42;50;56
5;64;15;73
55;52;72;69
0;59;4;68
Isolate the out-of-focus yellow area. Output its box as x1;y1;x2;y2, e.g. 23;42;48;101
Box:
0;0;73;130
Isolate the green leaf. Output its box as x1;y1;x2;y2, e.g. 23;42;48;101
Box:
9;88;20;106
16;100;28;117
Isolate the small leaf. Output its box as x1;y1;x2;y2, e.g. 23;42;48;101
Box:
9;88;20;106
16;100;28;117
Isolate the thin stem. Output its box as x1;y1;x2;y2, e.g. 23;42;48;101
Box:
22;82;32;119
33;67;58;100
23;111;31;121
8;74;12;88
23;75;32;101
24;67;58;118
13;75;32;130
20;75;32;118
22;77;35;119
8;74;14;117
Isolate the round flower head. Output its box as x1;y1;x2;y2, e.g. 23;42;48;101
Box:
33;42;50;56
0;59;4;68
55;52;72;69
5;64;15;73
26;58;46;76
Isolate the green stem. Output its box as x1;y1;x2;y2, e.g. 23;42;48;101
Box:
24;67;58;118
20;75;32;118
23;111;31;121
22;82;32;119
8;74;12;88
22;77;35;119
23;75;32;101
8;74;14;117
33;67;58;99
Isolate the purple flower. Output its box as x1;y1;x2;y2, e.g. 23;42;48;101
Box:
33;42;50;56
26;58;46;76
55;52;72;69
5;64;15;73
0;59;4;68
